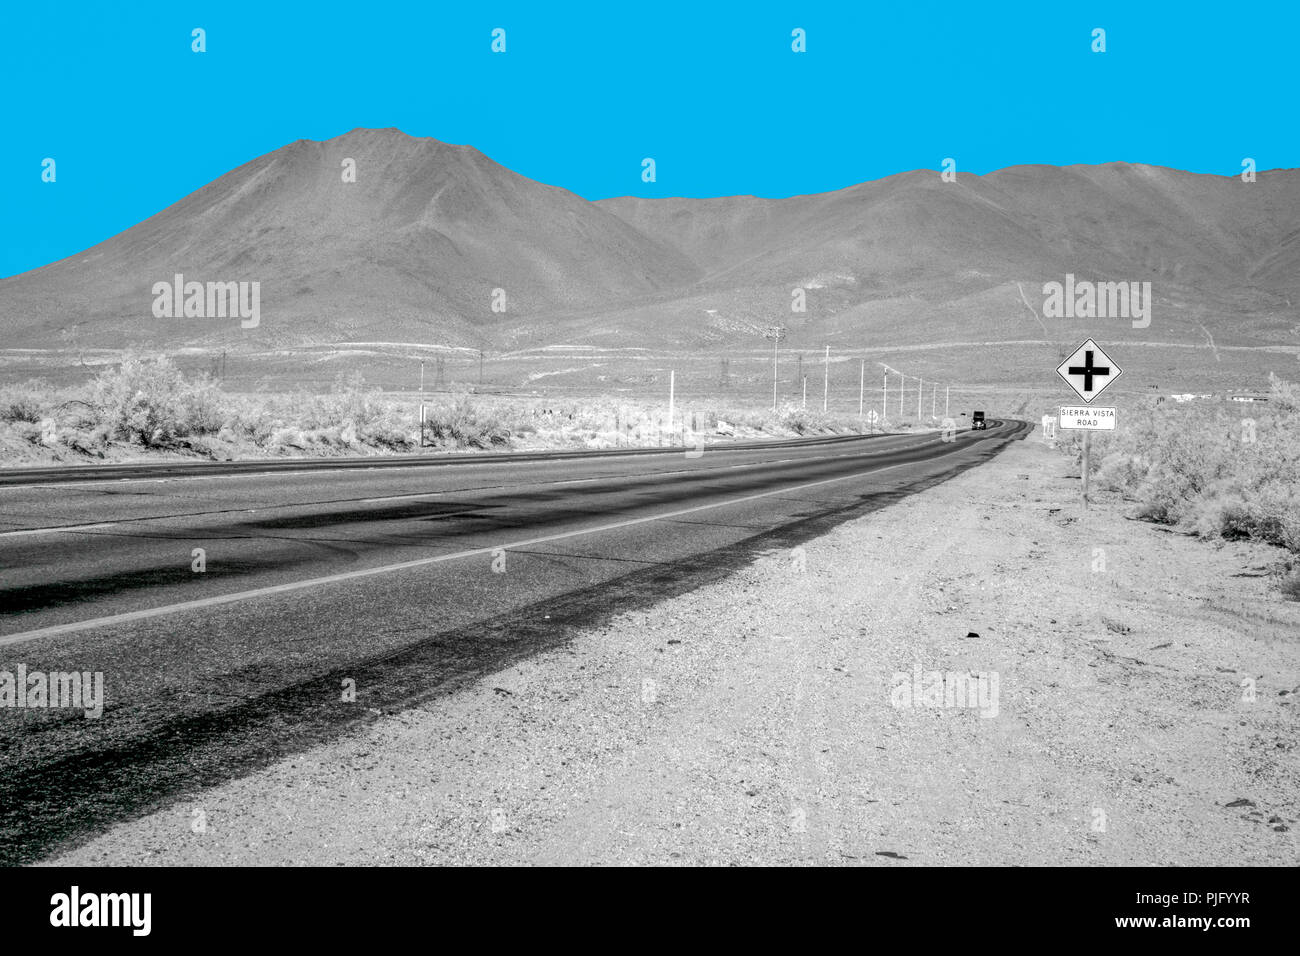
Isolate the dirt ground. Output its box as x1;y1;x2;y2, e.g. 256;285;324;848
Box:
47;430;1300;866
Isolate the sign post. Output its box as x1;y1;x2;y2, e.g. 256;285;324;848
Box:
1082;432;1090;508
1056;340;1123;511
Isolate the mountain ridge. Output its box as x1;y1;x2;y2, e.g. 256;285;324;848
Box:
2;128;1297;354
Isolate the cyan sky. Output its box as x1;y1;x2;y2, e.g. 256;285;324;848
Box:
2;0;1294;278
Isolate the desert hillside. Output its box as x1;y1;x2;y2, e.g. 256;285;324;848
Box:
0;129;699;350
1;128;1297;357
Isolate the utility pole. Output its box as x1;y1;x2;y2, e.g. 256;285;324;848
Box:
766;327;784;413
802;375;807;409
898;371;904;419
881;372;887;425
945;386;949;418
668;369;675;431
478;349;484;386
931;383;936;419
918;376;923;420
822;345;829;413
858;359;864;418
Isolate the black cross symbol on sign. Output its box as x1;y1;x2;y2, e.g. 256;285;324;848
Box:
1069;350;1110;392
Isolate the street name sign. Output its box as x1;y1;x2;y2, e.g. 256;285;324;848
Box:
1059;406;1116;430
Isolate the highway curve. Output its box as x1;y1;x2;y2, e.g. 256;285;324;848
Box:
0;421;1028;863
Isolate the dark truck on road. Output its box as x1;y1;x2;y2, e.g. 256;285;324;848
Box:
972;411;987;430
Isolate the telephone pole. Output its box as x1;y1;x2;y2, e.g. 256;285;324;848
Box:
918;376;923;420
931;383;936;419
945;386;950;418
668;369;675;430
822;345;829;413
418;361;426;448
858;359;864;418
765;327;784;413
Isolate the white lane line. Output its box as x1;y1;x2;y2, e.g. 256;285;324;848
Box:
0;457;923;648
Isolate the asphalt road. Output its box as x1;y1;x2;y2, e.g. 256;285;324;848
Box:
0;422;1028;863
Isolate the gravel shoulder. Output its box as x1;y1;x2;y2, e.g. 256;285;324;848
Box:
48;431;1300;865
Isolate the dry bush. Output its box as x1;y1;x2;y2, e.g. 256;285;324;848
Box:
0;382;50;424
1087;379;1300;565
89;356;227;447
1281;567;1300;602
424;394;511;448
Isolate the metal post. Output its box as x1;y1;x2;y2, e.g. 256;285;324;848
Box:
859;359;864;418
823;345;829;413
1082;430;1090;509
772;335;778;412
668;369;675;432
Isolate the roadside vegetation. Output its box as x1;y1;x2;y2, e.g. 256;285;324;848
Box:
0;356;872;466
1059;374;1300;597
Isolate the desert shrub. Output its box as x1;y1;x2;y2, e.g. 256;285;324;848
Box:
779;405;828;434
89;356;228;446
1094;452;1148;492
1268;372;1300;413
329;373;387;429
424;395;511;448
1075;379;1300;554
0;382;53;423
715;408;769;430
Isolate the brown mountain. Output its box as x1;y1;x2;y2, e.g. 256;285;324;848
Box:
1;129;1297;356
0;128;699;350
595;163;1300;350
